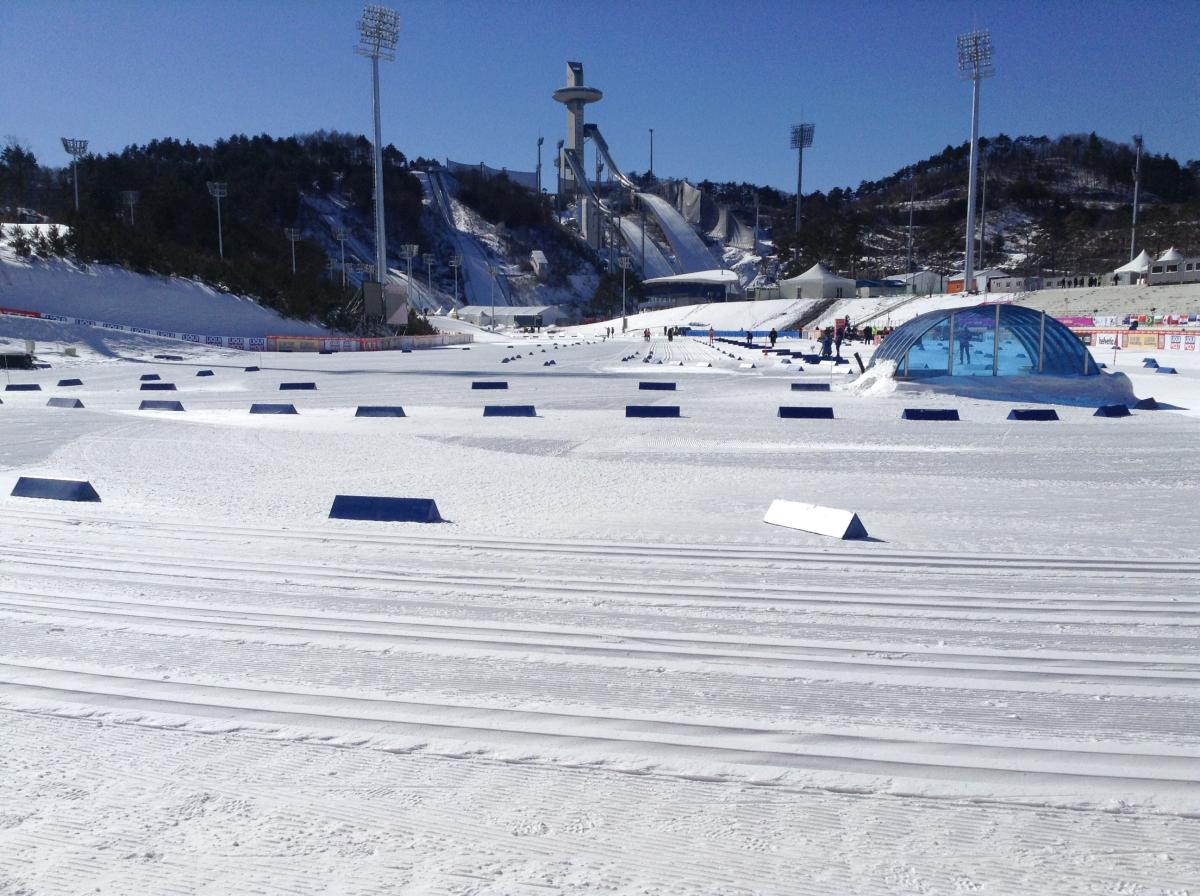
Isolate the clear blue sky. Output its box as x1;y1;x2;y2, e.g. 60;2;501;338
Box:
2;0;1196;193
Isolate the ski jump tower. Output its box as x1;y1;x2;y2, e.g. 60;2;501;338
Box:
553;62;604;248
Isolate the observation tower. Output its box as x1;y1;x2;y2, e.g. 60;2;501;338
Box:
552;61;602;195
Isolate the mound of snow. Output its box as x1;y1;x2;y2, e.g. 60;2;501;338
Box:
1;241;329;338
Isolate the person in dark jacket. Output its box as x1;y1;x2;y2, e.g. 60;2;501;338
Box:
769;328;778;348
820;328;834;357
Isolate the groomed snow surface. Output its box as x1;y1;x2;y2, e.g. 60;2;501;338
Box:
2;322;1200;894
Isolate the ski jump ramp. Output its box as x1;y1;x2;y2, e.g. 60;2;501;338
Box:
419;170;512;308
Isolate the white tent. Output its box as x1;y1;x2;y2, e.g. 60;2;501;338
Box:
779;263;857;300
1113;250;1152;285
1157;247;1184;263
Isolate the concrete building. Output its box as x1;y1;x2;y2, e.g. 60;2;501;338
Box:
886;270;946;296
947;268;1009;294
639;270;739;311
778;263;857;300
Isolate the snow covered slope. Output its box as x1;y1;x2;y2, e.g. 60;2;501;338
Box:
0;240;329;338
572;298;821;334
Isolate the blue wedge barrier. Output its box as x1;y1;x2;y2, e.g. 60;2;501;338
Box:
626;405;681;418
250;403;298;414
901;408;960;421
639;382;676;391
196;370;214;377
329;495;442;523
57;378;83;387
12;476;100;502
1094;404;1131;418
140;400;185;411
1156;367;1177;374
139;374;161;381
355;406;406;417
472;381;508;390
791;383;831;392
47;397;85;409
280;382;317;390
140;383;177;391
778;406;835;419
5;383;41;391
1007;408;1059;421
483;405;536;417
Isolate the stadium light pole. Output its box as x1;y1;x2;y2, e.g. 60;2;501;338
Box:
449;253;462;305
1129;135;1143;261
790;123;814;232
906;176;916;291
206;181;227;259
356;4;400;287
957;28;994;294
334;229;349;287
619;254;631;322
487;263;497;330
536;136;544;195
400;243;418;302
285;228;301;273
648;128;654;180
121;190;139;226
61;138;88;212
422;251;434;299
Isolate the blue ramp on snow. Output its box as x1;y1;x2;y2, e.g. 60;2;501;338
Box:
279;382;317;390
12;476;100;502
250;403;298;414
790;383;831;392
57;378;83;387
329;495;442;523
472;381;508;390
355;406;407;417
483;405;537;417
901;408;960;421
778;406;835;419
140;383;177;391
47;398;85;409
1094;404;1131;417
639;382;677;391
140;400;185;411
5;383;41;391
626;405;681;418
1007;408;1059;421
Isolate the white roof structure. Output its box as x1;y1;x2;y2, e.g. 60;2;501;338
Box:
947;267;1008;283
781;262;854;286
1115;250;1152;273
1157;247;1184;263
643;269;739;286
530;250;548;265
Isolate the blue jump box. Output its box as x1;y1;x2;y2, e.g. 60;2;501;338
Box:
790;383;831;392
778;406;835;419
626;405;681;418
472;381;508;390
11;476;100;502
196;370;214;377
483;405;536;417
280;382;317;390
639;382;677;391
1007;408;1059;421
329;495;442;523
355;406;407;417
57;378;83;387
5;383;41;392
1094;404;1131;418
250;403;298;414
140;373;161;381
47;397;85;409
140;400;185;411
902;408;960;421
140;383;177;391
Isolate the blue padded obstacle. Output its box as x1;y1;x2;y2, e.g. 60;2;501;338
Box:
901;408;960;421
318;348;335;355
279;382;317;390
1156;367;1178;374
483;405;536;417
791;383;831;392
5;383;41;391
328;495;443;523
1133;397;1159;410
472;381;508;390
244;366;260;372
1094;404;1131;418
250;403;298;414
140;400;185;411
196;370;214;377
140;382;177;391
47;397;85;409
626;405;681;418
1143;359;1159;368
355;406;407;417
401;349;412;353
139;373;161;381
154;354;184;361
1007;408;1059;421
11;476;100;502
57;378;83;387
778;406;835;419
639;382;677;391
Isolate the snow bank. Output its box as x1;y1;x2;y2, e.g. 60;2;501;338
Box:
1;239;330;338
570;298;820;335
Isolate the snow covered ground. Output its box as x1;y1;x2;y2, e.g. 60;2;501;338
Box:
2;320;1200;894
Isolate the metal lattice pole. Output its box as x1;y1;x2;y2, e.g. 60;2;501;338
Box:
356;4;400;287
957;28;994;294
206;181;228;259
61;138;88;212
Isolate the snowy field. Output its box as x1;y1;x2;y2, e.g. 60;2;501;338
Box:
2;323;1200;894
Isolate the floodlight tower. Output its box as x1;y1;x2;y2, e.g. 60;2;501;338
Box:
486;263;497;329
536;136;544;195
334;229;349;287
1129;135;1143;261
61;138;88;212
790;123;814;232
448;253;462;304
285;228;301;273
400;243;418;303
121;190;139;226
356;4;400;285
206;181;228;259
552;62;602;197
618;254;632;322
422;251;434;298
957;28;994;293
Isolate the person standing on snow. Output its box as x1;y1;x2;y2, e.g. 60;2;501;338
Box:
708;326;715;346
769;328;778;348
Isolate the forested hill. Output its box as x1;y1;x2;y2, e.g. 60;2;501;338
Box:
699;133;1199;280
0;132;433;327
